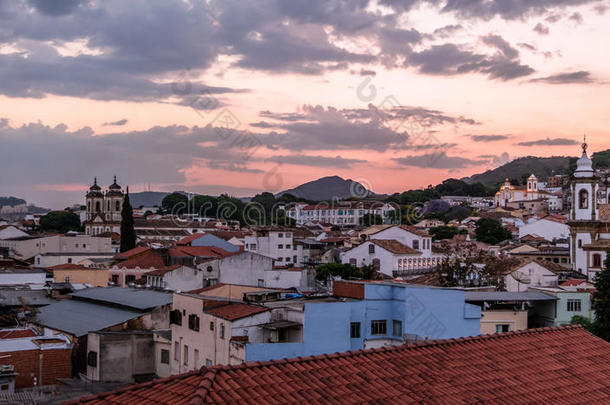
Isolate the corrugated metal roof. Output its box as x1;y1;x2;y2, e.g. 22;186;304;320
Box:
464;291;557;302
70;287;172;310
0;289;54;306
36;300;143;337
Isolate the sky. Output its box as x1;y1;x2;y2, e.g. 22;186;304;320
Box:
1;0;609;209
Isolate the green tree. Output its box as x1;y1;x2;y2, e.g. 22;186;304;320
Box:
120;193;136;253
475;217;512;244
161;192;188;213
39;210;81;233
571;315;593;332
429;226;460;241
315;263;378;281
592;254;610;341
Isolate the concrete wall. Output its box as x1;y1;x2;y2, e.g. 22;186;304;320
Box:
555;291;593;325
0;235;113;261
86;332;155;382
504;262;559;292
219;252;273;287
518;219;569;241
480;310;528;334
53;269;109;287
264;269;303;289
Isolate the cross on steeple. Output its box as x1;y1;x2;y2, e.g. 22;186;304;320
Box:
582;134;587;154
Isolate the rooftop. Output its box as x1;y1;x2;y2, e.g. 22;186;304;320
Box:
370;239;421;255
65;326;610;404
70;287;173;310
464;291;557;302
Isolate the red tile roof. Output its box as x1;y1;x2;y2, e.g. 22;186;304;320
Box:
168;246;231;259
0;329;37;339
202;301;268;321
115;251;166;270
65;326;610;405
561;279;594;287
371;239;421;255
115;246;151;260
176;233;207;245
48;263;91;270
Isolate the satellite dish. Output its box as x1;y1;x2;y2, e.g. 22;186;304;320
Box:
511;271;531;284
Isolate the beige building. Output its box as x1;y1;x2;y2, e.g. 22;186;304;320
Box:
50;263;109;287
170;293;271;374
480;309;528;334
0;234;114;261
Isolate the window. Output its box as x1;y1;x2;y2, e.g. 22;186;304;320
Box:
593;254;602;268
170;309;182;326
371;320;387;335
368;244;375;254
67;258;72;263
194;349;199;368
578;240;582;248
277;257;283;262
350;322;360;338
579;189;589;209
293;255;297;263
285;232;291;237
64;275;72;283
116;200;120;211
111;275;119;284
278;233;283;238
183;345;189;366
285;257;291;262
392;320;402;337
220;323;225;339
160;349;170;364
413;240;419;250
206;359;213;366
293;245;297;251
87;351;97;367
285;244;291;249
126;275;136;284
188;314;200;331
174;342;179;361
210;322;214;331
258;279;264;287
496;324;510;333
567;299;582;312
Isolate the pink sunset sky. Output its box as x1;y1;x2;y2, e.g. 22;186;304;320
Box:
1;0;609;208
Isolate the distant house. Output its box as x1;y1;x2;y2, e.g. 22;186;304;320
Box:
503;259;563;292
518;217;569;241
49;263;109;287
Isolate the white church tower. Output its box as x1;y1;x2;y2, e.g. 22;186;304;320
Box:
569;137;610;280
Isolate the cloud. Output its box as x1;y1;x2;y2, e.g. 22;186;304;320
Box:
254;104;480;152
407;42;534;81
569;11;584;23
0;120;265;187
431;24;463;39
470;134;510;142
517;137;579;146
534;23;550;35
27;0;83;16
102;118;128;126
393;152;486;169
438;0;601;20
266;154;366;168
530;71;595;84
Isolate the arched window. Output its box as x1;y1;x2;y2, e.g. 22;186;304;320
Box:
87;201;90;211
95;201;101;212
116;200;120;211
579;189;589;209
593;254;602;268
107;201;110;211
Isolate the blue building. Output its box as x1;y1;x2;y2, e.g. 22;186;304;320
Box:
245;280;481;361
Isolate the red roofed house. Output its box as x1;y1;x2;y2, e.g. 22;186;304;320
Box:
49;263;109;287
65;326;610;404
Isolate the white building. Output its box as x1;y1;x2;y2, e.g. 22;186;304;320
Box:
518;217;569;242
0;225;29;240
244;227;313;267
503;260;561;293
0;234;114;262
286;201;396;225
494;174;556;209
341;225;441;276
568;140;610;280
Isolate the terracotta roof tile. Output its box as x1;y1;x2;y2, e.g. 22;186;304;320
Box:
371;239;421;255
65;326;610;404
203;301;268;321
48;263;91;270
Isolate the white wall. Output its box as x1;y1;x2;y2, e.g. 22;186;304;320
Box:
518;219;569;241
369;226;432;256
504;262;559;292
219;252;273;287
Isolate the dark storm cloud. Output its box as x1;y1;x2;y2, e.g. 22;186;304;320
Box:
407;42;534;81
530;71;595;84
471;134;510;142
393;152;487;169
103;119;128;127
517;137;579;146
266;155;367;168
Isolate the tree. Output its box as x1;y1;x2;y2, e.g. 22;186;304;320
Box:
571;315;593;333
359;213;383;226
429;226;460;241
475;217;512;244
39;210;81;233
161;192;188;213
120;192;136;253
315;263;379;281
591;254;610;341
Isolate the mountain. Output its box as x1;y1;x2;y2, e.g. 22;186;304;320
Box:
463;156;574;186
0;196;26;207
276;176;372;201
128;191;170;208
